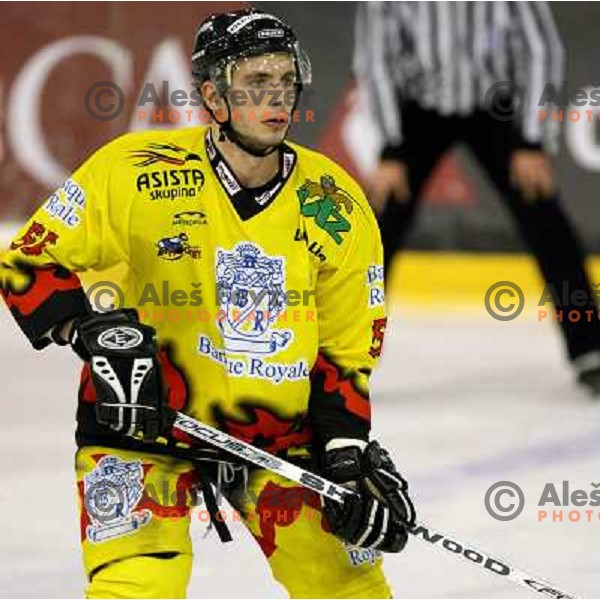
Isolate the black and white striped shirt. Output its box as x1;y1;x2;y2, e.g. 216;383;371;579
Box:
354;1;564;150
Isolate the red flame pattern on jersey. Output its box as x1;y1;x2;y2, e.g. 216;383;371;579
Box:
312;353;371;421
136;467;197;520
2;264;81;316
252;481;330;557
218;406;312;453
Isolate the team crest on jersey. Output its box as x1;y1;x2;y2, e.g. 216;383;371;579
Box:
156;233;201;261
83;456;151;543
297;174;353;245
216;242;292;355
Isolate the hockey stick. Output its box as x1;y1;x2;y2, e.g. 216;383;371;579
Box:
172;411;578;599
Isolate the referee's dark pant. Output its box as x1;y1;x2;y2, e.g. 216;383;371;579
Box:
379;102;600;361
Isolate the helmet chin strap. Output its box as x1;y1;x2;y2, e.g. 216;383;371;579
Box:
217;96;283;158
219;122;280;157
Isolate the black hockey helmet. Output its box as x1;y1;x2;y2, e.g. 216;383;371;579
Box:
191;8;312;94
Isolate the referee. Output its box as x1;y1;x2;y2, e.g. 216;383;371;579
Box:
355;1;600;393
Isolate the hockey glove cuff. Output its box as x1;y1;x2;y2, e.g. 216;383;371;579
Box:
70;309;166;442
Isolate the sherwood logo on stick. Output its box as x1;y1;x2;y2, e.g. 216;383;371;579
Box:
408;524;510;575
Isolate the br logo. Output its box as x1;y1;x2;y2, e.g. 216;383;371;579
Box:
215;242;292;355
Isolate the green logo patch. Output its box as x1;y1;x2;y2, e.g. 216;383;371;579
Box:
297;175;353;245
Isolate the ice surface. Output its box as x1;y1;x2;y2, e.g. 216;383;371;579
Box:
1;306;598;598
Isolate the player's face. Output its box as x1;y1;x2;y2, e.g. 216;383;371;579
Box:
227;53;297;150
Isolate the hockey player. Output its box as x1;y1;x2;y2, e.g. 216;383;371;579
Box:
1;9;415;598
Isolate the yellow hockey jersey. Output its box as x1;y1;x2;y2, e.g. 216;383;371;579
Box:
1;125;386;455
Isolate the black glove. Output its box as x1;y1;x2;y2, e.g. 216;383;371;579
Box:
321;440;416;553
69;309;166;441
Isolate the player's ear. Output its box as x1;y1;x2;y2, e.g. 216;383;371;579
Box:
200;80;227;122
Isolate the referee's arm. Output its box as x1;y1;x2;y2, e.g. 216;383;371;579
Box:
354;2;409;209
509;1;565;151
354;2;404;160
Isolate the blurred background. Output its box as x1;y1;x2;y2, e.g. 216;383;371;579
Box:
3;2;600;302
2;2;600;598
3;2;600;239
